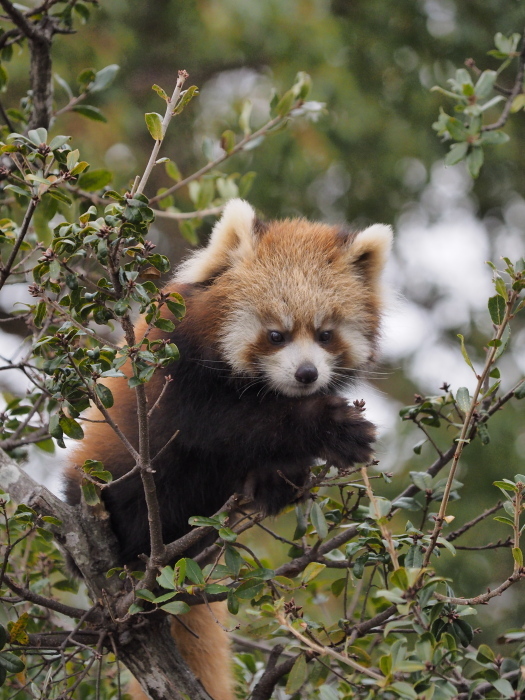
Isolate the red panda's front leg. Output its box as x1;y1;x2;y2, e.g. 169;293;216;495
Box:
241;394;376;516
307;395;377;469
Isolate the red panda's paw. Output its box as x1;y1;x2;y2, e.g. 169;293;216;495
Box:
320;396;377;468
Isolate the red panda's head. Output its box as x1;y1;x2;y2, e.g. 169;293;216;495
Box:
175;200;392;397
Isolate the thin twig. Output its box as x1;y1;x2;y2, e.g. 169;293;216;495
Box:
152;204;224;221
276;611;383;681
135;70;188;197
434;570;524;605
422;290;519;567
3;574;101;622
0;197;39;291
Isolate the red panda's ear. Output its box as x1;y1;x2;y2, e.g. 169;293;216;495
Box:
344;223;393;285
175;199;257;283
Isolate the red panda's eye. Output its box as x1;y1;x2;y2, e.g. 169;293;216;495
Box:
269;331;285;345
319;330;333;343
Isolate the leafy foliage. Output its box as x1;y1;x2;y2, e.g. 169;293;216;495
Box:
0;2;524;699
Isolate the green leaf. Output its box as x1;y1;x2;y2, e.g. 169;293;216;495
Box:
276;89;295;117
480;130;510;146
444;141;468;166
494;275;509;301
410;471;432;491
0;626;6;652
81;480;100;506
0;652;25;673
35;438;55;454
512;547;523;567
493;679;517;698
474;70;497;99
47;188;73;205
390;568;409;590
127;603;143;615
301;562;326;584
95;383;114;408
59;416;84;440
160;601;191;615
71;105;107;122
310;502;328;539
145;112;163;140
477;422;490;445
49;135;71;151
494;325;510;361
220;130;236;153
476;643;495;663
466;146;484;178
54;72;73;99
511;94;525;113
436;537;456;556
89;64;119;93
165;160;182;182
488;294;506;325
446;117;467;141
514;380;525;400
152;83;169;101
285;654;307;694
34;300;46;328
48;414;63;440
218;527;237;542
155;317;175;332
227;590;239;614
453;619;473;647
157;566;176;590
225;545;243;577
239;99;253;134
405;545;424;569
390;681;418;699
455;387;471;414
235;579;264;599
77;169;112;192
188;515;221;527
179;558;204;585
173;85;199;116
28;128;47;145
70;161;89;176
74;2;90;22
457;334;476;374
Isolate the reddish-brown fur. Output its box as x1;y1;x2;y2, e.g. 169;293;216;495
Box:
64;200;392;699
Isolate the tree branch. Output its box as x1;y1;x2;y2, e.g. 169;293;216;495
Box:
0;197;39;291
250;647;298;700
135;69;188;197
434;570;524;605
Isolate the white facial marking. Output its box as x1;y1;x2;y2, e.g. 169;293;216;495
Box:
339;324;372;368
220;309;262;372
259;338;334;397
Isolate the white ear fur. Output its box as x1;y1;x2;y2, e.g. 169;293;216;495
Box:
175;199;256;284
347;223;393;281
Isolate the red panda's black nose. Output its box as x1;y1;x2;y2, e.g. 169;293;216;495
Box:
295;363;319;384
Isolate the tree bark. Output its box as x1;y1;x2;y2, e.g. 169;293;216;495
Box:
28;16;54;130
117;616;213;700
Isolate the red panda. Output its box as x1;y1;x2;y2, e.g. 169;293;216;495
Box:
63;199;392;700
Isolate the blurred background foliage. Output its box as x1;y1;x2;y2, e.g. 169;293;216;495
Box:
2;0;525;652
